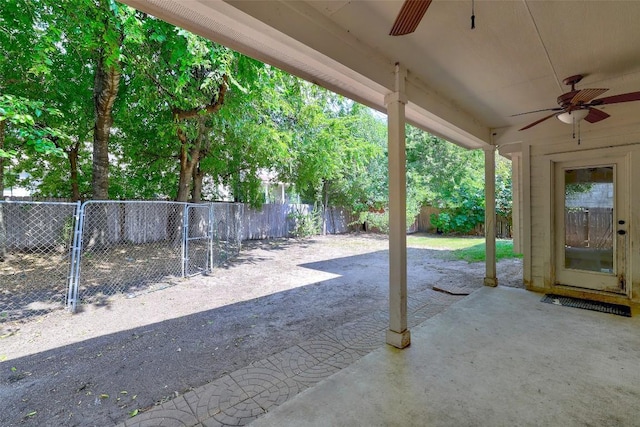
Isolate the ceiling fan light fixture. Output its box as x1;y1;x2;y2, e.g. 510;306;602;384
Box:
557;109;589;124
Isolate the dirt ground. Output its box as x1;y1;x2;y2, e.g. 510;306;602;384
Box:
1;239;230;321
0;234;522;427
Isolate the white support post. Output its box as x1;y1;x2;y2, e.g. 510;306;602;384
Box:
511;153;522;254
385;64;410;349
484;144;498;287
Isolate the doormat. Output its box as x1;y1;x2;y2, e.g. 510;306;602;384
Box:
541;294;631;317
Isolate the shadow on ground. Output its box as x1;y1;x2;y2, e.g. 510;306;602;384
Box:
0;245;501;427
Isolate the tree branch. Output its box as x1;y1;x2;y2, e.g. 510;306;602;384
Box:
172;75;228;121
122;44;178;102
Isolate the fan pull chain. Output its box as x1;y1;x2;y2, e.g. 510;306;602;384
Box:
471;0;476;29
578;120;581;145
572;117;582;145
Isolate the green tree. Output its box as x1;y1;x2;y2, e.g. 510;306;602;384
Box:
1;0;511;228
0;1;67;195
121;16;237;201
1;0;129;200
0;94;66;261
280;84;384;225
496;154;513;227
405;126;488;234
194;59;292;205
91;0;126;199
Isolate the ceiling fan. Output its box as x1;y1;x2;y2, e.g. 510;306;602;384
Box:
389;0;433;36
514;74;640;131
389;0;477;36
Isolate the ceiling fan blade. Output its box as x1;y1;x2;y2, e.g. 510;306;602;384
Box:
584;107;610;124
519;112;558;131
389;0;432;36
511;107;563;117
570;88;608;105
590;91;640;105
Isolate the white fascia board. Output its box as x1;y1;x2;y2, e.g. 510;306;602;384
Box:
121;0;387;108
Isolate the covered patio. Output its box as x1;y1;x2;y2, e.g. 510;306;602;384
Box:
116;0;640;424
123;0;640;331
252;286;640;426
118;286;640;426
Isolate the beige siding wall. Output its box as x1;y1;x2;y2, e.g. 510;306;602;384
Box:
525;125;640;304
528;151;550;290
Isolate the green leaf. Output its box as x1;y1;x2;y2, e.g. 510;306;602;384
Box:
227;74;247;93
0;149;18;158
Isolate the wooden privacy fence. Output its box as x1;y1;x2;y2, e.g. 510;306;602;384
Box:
241;204;355;240
565;207;613;248
416;206;440;233
242;204;298;240
415;205;512;238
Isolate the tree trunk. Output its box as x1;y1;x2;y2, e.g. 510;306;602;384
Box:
174;77;227;202
176;129;192;202
191;165;203;203
176;117;206;202
92;52;121;200
176;130;198;202
68;144;81;202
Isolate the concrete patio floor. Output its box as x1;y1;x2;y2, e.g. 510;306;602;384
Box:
119;286;640;426
119;280;465;427
253;287;640;427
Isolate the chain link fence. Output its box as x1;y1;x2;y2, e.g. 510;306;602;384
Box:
1;201;243;320
211;203;244;268
1;200;355;320
72;201;189;307
0;201;79;321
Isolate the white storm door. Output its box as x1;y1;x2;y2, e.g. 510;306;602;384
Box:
554;157;628;293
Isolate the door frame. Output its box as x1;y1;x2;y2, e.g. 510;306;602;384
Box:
549;149;631;297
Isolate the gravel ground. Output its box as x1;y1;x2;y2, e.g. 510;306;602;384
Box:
0;234;522;426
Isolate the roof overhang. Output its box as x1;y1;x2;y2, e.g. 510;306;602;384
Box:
121;0;491;149
120;1;640;153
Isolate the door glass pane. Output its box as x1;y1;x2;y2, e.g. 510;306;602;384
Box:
564;167;614;273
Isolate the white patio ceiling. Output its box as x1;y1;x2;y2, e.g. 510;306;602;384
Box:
121;0;640;150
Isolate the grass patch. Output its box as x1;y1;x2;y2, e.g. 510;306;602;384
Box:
407;234;484;250
407;233;522;263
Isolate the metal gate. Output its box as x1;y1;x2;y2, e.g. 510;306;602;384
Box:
183;204;213;276
0;200;80;320
4;200;244;315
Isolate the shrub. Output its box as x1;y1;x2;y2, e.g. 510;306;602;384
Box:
289;207;322;238
357;210;389;234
